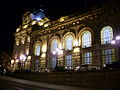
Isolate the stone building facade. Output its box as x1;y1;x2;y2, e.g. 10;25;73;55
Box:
12;1;120;71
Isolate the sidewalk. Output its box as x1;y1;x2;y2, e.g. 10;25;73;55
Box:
0;75;100;90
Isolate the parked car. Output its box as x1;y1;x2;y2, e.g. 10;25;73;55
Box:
51;67;69;72
77;64;100;72
102;60;120;70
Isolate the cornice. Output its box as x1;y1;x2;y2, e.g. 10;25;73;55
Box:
29;2;120;37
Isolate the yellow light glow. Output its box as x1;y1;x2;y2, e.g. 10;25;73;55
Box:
38;22;44;26
16;28;20;32
59;17;64;22
16;39;19;45
21;37;25;44
32;21;36;25
74;39;78;46
58;50;63;55
23;25;28;29
26;48;29;55
42;45;47;52
27;56;31;60
15;56;17;59
41;53;46;57
44;17;50;22
44;23;49;27
15;59;18;63
59;43;62;49
11;60;14;64
27;36;30;42
73;47;80;53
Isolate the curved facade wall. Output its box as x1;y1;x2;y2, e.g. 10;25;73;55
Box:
12;2;120;71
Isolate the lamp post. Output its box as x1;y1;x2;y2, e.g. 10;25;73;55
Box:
111;35;120;61
20;55;26;70
52;48;63;68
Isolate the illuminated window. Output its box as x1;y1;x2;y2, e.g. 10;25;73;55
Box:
34;43;41;56
51;39;58;69
101;26;113;44
66;55;72;68
51;39;58;52
82;31;91;48
51;57;57;69
21;37;26;44
102;49;115;64
64;35;74;50
82;52;92;64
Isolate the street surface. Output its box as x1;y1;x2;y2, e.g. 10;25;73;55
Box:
0;75;100;90
0;79;54;90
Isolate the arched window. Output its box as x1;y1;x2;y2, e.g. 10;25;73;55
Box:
101;26;113;44
51;39;58;52
82;31;91;48
64;35;74;50
34;43;41;56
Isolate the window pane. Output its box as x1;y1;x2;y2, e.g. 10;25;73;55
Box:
82;52;92;64
66;55;72;68
51;57;57;68
102;49;115;64
65;35;73;50
34;43;40;56
35;59;40;70
101;26;113;44
51;39;58;52
82;31;91;48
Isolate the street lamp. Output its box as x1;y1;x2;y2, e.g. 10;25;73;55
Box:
111;35;120;60
20;55;26;70
52;48;63;68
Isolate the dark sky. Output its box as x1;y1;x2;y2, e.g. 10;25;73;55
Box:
0;0;114;55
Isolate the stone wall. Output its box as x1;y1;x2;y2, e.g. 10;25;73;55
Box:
11;71;120;89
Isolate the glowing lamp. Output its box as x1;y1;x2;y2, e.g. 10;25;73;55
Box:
116;36;120;40
111;40;116;44
20;55;26;62
36;17;41;21
52;51;56;55
58;49;63;55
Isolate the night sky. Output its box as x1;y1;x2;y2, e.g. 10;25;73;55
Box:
0;0;114;55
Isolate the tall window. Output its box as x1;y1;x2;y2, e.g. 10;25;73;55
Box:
82;52;92;64
34;43;41;56
51;39;58;52
82;31;91;48
51;57;57;68
66;55;72;68
101;26;113;44
102;49;115;64
51;39;59;68
65;35;74;50
35;59;40;70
